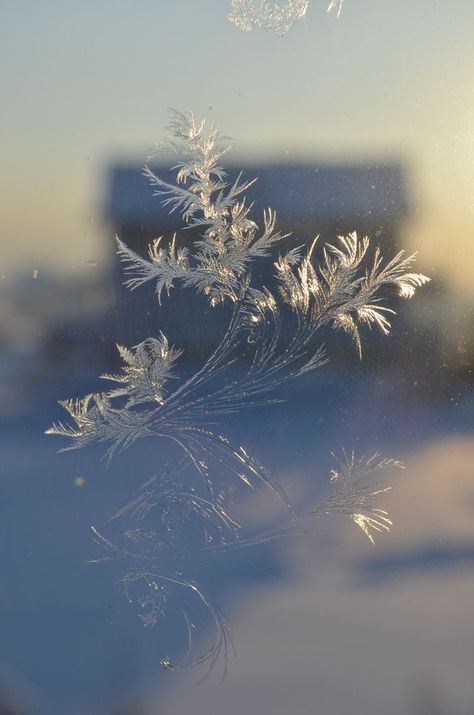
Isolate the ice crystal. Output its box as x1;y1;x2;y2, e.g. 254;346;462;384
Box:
47;109;429;678
46;392;154;460
275;234;430;357
101;335;182;408
120;109;287;306
315;451;403;544
89;449;398;676
90;526;234;681
227;0;345;35
108;457;241;547
122;568;235;681
205;451;401;553
228;0;309;35
327;0;344;18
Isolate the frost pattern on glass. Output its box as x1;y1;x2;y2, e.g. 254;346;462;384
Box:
46;109;429;678
228;0;309;35
89;451;402;679
228;0;345;35
205;452;404;552
90;525;235;681
319;451;400;543
327;0;344;18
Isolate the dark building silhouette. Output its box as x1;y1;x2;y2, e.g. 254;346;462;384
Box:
103;161;411;357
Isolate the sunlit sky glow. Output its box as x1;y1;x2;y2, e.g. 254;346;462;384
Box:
1;0;474;295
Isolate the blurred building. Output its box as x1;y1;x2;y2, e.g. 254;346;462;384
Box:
103;160;411;355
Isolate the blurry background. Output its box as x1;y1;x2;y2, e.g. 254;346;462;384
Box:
0;1;473;713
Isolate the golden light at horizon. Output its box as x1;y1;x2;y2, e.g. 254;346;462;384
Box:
1;1;473;298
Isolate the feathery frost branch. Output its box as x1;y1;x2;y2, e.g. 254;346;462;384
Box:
203;451;402;552
132;109;287;306
275;233;429;357
47;108;429;678
313;451;404;544
48;106;428;517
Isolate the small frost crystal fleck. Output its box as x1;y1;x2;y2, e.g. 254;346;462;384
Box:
47;109;429;678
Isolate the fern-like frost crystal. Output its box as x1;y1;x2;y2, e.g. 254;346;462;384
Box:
316;451;404;544
46;108;429;678
101;335;182;407
120;109;287;306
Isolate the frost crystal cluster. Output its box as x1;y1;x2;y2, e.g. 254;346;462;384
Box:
47;109;429;678
228;0;309;35
228;0;344;35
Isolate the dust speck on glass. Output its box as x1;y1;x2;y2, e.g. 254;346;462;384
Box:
46;108;429;677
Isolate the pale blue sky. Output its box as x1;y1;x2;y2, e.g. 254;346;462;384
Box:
1;0;474;291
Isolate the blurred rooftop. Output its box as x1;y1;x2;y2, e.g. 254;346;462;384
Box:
104;161;411;230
